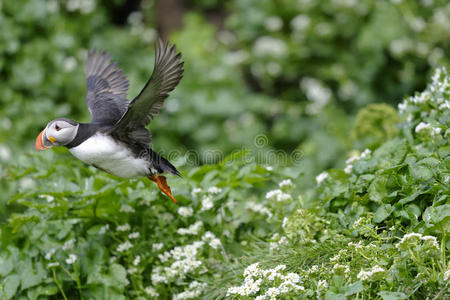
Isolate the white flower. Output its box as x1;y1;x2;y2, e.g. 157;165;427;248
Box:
265;189;292;202
246;202;273;218
65;254;78;264
253;36;287;57
177;221;203;235
315;172;329;185
415;122;431;133
63;56;77;72
207;186;222;194
120;204;135;213
291;14;310;31
360;149;371;158
133;255;141;266
45;248;56;260
144;287;159;297
201;196;214;211
444;269;450;281
117;223;131;232
117;241;133;252
282;217;288;229
47;262;60;268
62;238;76;250
178;207;193;217
152;243;164;251
128;232;140;239
265;166;274;171
99;224;109;234
264;16;283;31
279;179;293;188
357;265;385;281
39;194;55;202
191;188;202;197
127;267;138;274
344;164;353;174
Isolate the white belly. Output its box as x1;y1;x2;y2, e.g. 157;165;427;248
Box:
69;133;150;179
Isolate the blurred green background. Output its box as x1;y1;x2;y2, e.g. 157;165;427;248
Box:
1;0;449;187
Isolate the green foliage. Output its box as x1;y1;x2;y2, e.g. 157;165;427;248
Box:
1;1;450;299
352;103;399;150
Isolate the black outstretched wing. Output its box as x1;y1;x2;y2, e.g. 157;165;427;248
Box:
109;39;184;145
85;50;130;124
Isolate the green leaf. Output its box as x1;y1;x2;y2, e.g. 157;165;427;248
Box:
345;281;363;296
374;204;394;223
4;274;20;299
423;204;450;229
368;175;388;203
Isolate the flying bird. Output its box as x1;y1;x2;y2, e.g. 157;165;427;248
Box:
35;40;184;203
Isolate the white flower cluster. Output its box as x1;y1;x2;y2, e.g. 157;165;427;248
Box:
202;231;222;249
117;223;131;232
120;204;135;213
152;243;164;252
246;202;273;218
332;264;350;277
207;186;222;194
39;194;55;203
177;221;203;236
227;263;304;299
191;187;202;197
397;68;449;125
99;224;109;234
444;268;450;281
253;36;287;57
415;122;442;136
62;238;76;250
344;149;371;174
66;0;96;14
279;179;294;188
395;232;439;250
201;196;214;211
178;207;193;217
315;172;329;185
301;77;332;115
117;241;133;252
152;241;205;284
265;189;292;202
65;254;78;265
357;265;385;281
172;281;208;300
144;287;159;297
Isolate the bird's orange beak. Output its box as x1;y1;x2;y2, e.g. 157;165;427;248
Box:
36;129;49;151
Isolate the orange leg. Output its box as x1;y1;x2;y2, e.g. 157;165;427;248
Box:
148;174;178;204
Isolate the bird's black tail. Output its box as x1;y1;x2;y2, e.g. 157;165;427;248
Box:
150;149;181;177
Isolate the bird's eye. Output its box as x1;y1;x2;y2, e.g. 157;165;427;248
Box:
55;124;61;131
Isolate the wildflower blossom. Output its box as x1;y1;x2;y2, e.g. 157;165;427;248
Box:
144;287;159;297
127;267;137;274
65;254;77;264
133;255;141;266
201;196;214;211
62;238;76;250
178;207;193;217
117;223;131;232
120;204;135;213
444;269;450;281
45;248;56;260
207;186;222;194
39;194;54;202
357;265;385;281
191;188;202;197
265;189;292;202
128;232;140;239
152;243;163;251
117;241;133;252
316;172;329;185
177;221;203;235
246;202;273;218
279;179;293;188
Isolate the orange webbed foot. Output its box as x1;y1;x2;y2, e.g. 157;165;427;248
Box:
148;174;178;204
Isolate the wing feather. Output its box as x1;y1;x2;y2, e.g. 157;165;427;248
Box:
85;50;130;124
109;39;184;145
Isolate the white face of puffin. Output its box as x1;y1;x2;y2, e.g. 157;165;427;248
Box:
36;119;79;151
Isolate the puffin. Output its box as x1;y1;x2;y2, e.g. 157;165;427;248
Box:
35;39;184;203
